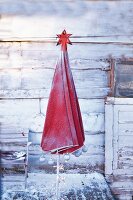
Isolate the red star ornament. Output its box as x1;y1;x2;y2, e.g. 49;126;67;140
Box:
56;30;72;51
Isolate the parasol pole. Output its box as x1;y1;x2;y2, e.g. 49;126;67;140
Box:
56;150;60;200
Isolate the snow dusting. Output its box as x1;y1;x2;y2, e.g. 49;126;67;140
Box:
1;173;114;200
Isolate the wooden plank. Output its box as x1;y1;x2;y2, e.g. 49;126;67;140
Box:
0;134;28;143
0;99;40;116
111;181;133;190
28;133;105;156
29;154;105;173
1;36;133;44
0;69;21;90
1;175;25;183
0;115;32;134
115;195;132;200
22;68;109;89
119;110;133;123
1;133;105;172
1;142;27;152
113;169;133;175
41;98;105;114
119;135;133;148
21;42;133;59
111;187;133;195
105;174;133;183
105;101;114;175
1;112;105;134
0;68;109;89
0;1;133;36
113;105;120;170
119;124;133;135
41;98;105;133
0;42;133;60
0;87;110;99
113;98;133;105
83;113;105;133
118;146;133;158
0;56;110;70
0;41;111;70
118;160;133;169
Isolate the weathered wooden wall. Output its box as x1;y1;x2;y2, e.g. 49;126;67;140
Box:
0;1;133;199
105;98;133;200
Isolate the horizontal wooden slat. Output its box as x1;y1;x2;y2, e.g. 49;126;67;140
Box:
115;195;132;200
0;87;110;99
119;124;133;135
0;1;133;37
0;98;105;134
105;97;133;105
41;98;105;114
105;174;133;183
118;160;133;169
0;132;28;139
0;54;110;70
0;115;31;134
0;99;40;116
118;146;133;158
29;133;105;173
28;154;105;173
119;136;133;148
1;175;25;183
1;142;27;152
111;187;133;195
28;133;105;155
0;42;133;60
83;113;105;133
111;181;133;190
0;112;105;134
0;68;109;89
0;136;28;143
119;111;133;123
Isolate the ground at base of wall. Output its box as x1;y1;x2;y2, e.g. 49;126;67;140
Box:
1;172;115;200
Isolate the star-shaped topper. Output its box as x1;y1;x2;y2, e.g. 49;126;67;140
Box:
56;30;72;51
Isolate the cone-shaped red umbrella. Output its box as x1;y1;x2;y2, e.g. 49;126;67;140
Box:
41;30;85;154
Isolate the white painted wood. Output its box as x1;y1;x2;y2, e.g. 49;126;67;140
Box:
83;113;104;133
119;110;133;123
20;43;133;59
105;98;133;178
113;105;119;171
106;97;133;105
0;56;110;70
0;69;21;90
28;133;105;156
0;1;133;37
40;98;105;133
0;42;133;60
111;181;133;190
119;124;133;135
41;98;105;114
115;195;132;200
119;136;133;148
1;115;32;134
0;87;110;99
0;68;109;90
0;99;40;116
105;102;114;175
0;113;105;134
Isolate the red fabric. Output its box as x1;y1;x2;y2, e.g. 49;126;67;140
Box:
41;30;85;154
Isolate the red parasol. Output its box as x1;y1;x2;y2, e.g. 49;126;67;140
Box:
41;30;85;154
